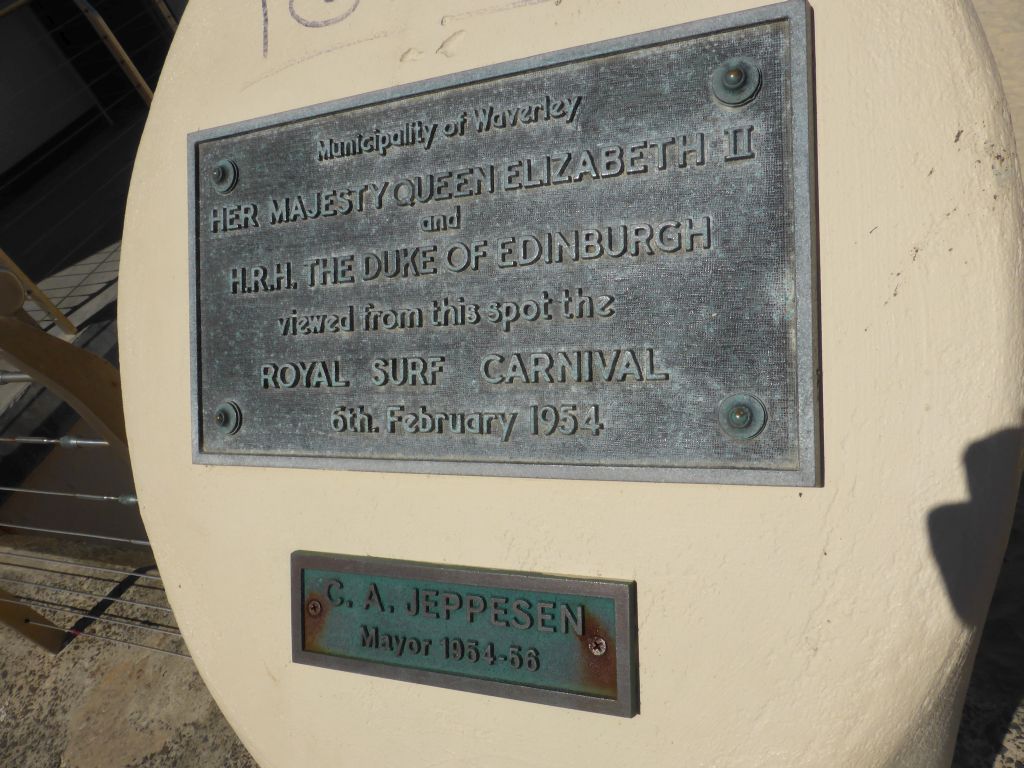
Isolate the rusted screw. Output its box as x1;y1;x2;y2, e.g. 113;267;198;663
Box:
307;599;322;618
588;636;607;657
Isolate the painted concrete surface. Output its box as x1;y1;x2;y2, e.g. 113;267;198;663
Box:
0;534;256;767
119;0;1024;766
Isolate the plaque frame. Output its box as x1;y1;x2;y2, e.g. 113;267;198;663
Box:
290;551;640;716
188;0;821;486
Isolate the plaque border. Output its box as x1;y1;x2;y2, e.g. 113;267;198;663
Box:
189;0;821;487
290;551;640;717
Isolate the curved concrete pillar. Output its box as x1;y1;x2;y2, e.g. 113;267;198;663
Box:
120;1;1023;766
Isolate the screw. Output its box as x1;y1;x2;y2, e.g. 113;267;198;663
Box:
211;159;238;194
588;636;607;656
213;401;242;435
710;58;762;107
728;404;753;430
307;599;322;617
722;67;746;89
718;394;768;439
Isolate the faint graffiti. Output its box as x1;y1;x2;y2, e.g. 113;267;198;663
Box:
263;0;362;58
290;0;360;28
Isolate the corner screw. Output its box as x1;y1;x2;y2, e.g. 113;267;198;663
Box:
211;159;238;194
718;393;768;440
710;58;762;107
213;401;242;435
588;636;607;657
307;599;322;618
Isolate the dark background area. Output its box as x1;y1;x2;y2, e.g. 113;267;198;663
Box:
0;0;172;283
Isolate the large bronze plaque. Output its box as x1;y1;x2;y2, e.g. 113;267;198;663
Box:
189;1;819;485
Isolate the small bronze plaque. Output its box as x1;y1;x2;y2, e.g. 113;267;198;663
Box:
190;1;819;485
291;552;639;716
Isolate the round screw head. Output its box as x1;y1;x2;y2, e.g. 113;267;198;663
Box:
213;401;242;435
728;404;753;429
211;159;238;194
723;67;746;89
710;58;762;107
719;394;767;440
588;636;607;656
307;599;322;618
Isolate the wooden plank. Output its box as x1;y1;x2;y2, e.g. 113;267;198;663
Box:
0;248;77;335
0;316;129;462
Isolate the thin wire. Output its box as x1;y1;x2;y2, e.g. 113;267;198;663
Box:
0;575;172;613
3;7;157;104
0;486;136;505
0;560;164;593
25;619;190;658
0;550;162;582
11;2;151;57
1;30;165;134
0;559;157;590
37;227;121;294
35;196;132;276
0;523;150;547
10;6;93;47
0;596;179;636
0;89;144;195
0;436;108;447
4;105;146;208
15;162;134;260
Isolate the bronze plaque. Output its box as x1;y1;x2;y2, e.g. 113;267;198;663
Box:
292;552;639;716
189;1;820;485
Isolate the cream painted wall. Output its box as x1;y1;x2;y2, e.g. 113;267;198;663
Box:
120;1;1024;767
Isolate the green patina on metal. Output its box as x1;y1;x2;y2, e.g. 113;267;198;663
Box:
293;552;638;716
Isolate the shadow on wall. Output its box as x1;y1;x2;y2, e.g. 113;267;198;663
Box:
927;429;1024;767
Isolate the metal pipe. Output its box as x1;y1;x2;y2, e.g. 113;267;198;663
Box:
0;371;31;384
0;575;173;613
0;436;109;448
0;596;180;637
0;550;162;582
0;486;136;505
25;620;190;658
0;523;150;547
